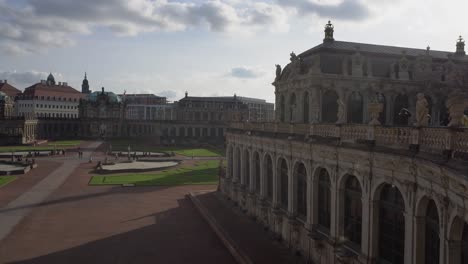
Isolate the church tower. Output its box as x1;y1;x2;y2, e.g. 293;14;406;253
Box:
82;72;90;94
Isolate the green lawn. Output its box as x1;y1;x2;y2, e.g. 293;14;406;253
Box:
0;140;82;153
89;160;221;186
108;140;223;157
0;176;17;187
156;147;222;157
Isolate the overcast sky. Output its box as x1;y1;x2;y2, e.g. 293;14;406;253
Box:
0;0;466;102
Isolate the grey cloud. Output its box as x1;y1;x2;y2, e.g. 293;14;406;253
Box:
0;0;289;55
276;0;370;20
0;71;63;88
230;67;264;79
157;90;178;99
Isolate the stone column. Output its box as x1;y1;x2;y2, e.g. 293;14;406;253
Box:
329;171;338;239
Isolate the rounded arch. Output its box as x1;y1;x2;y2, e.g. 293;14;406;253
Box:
415;196;442;264
374;183;406;264
338;171;364;192
321;89;339;123
315;166;331;231
371;179;410;211
233;146;242;181
293;161;308;219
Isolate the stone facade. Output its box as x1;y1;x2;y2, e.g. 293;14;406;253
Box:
222;22;468;264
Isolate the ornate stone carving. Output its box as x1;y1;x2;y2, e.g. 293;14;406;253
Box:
414;93;429;127
368;102;383;125
275;64;282;81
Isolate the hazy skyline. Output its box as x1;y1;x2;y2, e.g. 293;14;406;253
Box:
0;0;466;102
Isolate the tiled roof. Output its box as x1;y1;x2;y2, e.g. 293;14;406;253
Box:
0;83;21;97
300;40;468;61
21;83;83;100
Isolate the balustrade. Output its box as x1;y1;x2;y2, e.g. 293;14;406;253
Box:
230;122;468;157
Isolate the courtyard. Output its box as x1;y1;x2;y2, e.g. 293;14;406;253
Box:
0;141;235;264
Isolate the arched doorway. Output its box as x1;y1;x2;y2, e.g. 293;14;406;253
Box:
322;90;339;123
424;200;440;264
317;168;331;232
295;163;307;219
344;175;362;247
378;184;405;264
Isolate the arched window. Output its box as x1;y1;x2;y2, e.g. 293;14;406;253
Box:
303;92;309;123
378;185;405;264
321;90;339;123
296;163;307;219
279;159;288;210
393;94;409;126
289;93;296;122
318;168;331;231
344;176;362;246
348;92;363;123
425;200;440;264
266;155;273;201
280;95;285;122
244;150;250;187
254;152;260;194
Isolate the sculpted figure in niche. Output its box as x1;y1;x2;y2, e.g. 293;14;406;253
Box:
336;97;346;124
415;93;429;127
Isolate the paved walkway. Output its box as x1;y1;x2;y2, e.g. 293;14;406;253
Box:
0;141;102;242
192;191;304;264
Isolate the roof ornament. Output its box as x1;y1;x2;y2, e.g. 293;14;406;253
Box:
456;35;465;55
185;91;188;98
324;20;334;43
426;45;430;55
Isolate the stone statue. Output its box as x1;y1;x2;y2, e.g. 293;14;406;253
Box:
336;98;346;124
446;90;468;127
275;64;282;81
415;93;429;127
290;52;298;62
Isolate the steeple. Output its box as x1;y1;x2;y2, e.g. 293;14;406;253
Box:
81;72;90;94
456;36;465;56
324;20;334;43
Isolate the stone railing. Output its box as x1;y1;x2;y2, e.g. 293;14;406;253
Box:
229;122;468;158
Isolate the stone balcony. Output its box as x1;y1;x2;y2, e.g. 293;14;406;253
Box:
229;122;468;162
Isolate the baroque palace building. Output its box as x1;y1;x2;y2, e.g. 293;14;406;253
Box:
221;22;468;264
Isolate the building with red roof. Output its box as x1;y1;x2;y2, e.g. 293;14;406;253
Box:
0;80;21;97
16;73;84;119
